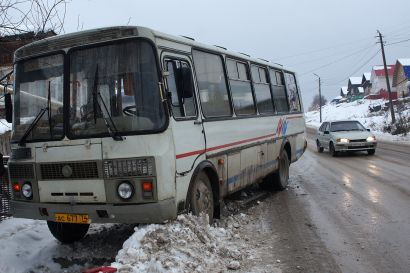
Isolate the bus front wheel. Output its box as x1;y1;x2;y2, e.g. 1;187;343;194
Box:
187;172;214;223
47;221;89;244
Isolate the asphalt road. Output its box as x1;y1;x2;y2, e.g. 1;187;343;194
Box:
236;133;410;273
277;134;410;272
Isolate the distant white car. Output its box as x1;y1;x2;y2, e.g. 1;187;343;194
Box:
316;120;377;156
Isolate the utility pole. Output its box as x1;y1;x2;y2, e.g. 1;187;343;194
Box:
313;73;322;122
377;30;396;124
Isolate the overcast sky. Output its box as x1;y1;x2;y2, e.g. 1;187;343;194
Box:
61;0;410;108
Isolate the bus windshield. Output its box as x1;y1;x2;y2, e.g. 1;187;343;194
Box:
12;54;65;143
69;40;166;138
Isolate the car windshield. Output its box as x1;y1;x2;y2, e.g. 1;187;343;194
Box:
330;121;365;132
12;54;65;143
69;40;166;138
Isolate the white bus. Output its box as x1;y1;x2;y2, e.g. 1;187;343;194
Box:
5;26;306;243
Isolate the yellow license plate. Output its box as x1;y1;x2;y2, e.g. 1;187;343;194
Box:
54;213;89;224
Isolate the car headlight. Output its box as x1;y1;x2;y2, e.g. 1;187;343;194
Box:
336;138;349;143
117;181;134;200
21;183;33;199
366;136;376;142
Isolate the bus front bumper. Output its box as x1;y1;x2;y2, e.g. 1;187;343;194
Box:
11;198;177;224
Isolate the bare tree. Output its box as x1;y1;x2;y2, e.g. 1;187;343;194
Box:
308;94;328;111
0;0;68;36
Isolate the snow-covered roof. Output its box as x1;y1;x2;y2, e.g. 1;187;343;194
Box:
358;87;364;93
372;65;395;76
363;72;371;81
349;77;362;85
398;58;410;66
340;86;348;95
333;95;343;100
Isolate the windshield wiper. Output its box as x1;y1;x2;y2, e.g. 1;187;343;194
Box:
19;81;52;146
91;66;123;141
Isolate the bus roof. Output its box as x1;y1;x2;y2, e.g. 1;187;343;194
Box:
14;26;288;72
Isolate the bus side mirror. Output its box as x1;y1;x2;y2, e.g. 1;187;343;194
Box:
5;93;12;123
180;66;194;99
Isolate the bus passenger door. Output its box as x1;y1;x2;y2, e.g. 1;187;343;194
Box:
163;55;205;174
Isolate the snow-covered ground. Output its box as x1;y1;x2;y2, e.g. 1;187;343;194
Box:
305;99;410;144
0;213;257;273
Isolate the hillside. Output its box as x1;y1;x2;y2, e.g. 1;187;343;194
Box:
305;99;410;143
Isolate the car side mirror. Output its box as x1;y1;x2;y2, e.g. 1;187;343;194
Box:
324;131;329;134
5;93;12;123
366;128;370;132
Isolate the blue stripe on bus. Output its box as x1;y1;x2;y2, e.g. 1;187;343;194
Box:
226;159;278;185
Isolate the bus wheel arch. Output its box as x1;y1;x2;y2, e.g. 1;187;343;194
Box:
186;161;220;222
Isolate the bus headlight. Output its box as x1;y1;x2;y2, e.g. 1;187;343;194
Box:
117;181;134;200
21;183;33;199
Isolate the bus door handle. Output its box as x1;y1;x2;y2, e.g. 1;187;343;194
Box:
194;120;202;125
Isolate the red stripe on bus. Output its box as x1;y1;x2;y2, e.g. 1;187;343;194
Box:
176;133;276;159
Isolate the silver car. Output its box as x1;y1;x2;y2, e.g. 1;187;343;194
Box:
316;120;377;156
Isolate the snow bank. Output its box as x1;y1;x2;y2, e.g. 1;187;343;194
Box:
112;214;251;273
0;218;61;273
305;99;410;143
0;119;11;134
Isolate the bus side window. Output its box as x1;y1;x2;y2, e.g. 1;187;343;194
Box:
284;72;301;112
269;70;289;113
164;59;196;118
251;65;274;114
192;50;232;118
227;59;256;116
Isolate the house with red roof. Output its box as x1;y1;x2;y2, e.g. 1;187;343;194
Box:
369;65;397;100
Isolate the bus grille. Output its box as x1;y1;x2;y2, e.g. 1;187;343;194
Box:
40;162;99;180
0;166;11;221
8;164;35;179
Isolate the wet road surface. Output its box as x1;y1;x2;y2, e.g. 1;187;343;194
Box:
241;136;410;272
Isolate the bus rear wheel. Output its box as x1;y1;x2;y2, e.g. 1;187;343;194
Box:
47;221;89;244
260;149;290;191
187;172;214;223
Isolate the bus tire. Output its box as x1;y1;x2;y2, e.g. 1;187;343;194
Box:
47;221;89;244
187;171;214;223
272;149;290;190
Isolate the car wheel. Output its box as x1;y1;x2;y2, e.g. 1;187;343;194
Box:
329;142;337;157
367;149;375;155
316;140;324;153
187;172;214;223
47;221;89;244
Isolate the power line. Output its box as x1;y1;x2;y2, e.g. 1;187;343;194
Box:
273;36;375;61
386;38;410;46
323;49;381;86
299;44;378;76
